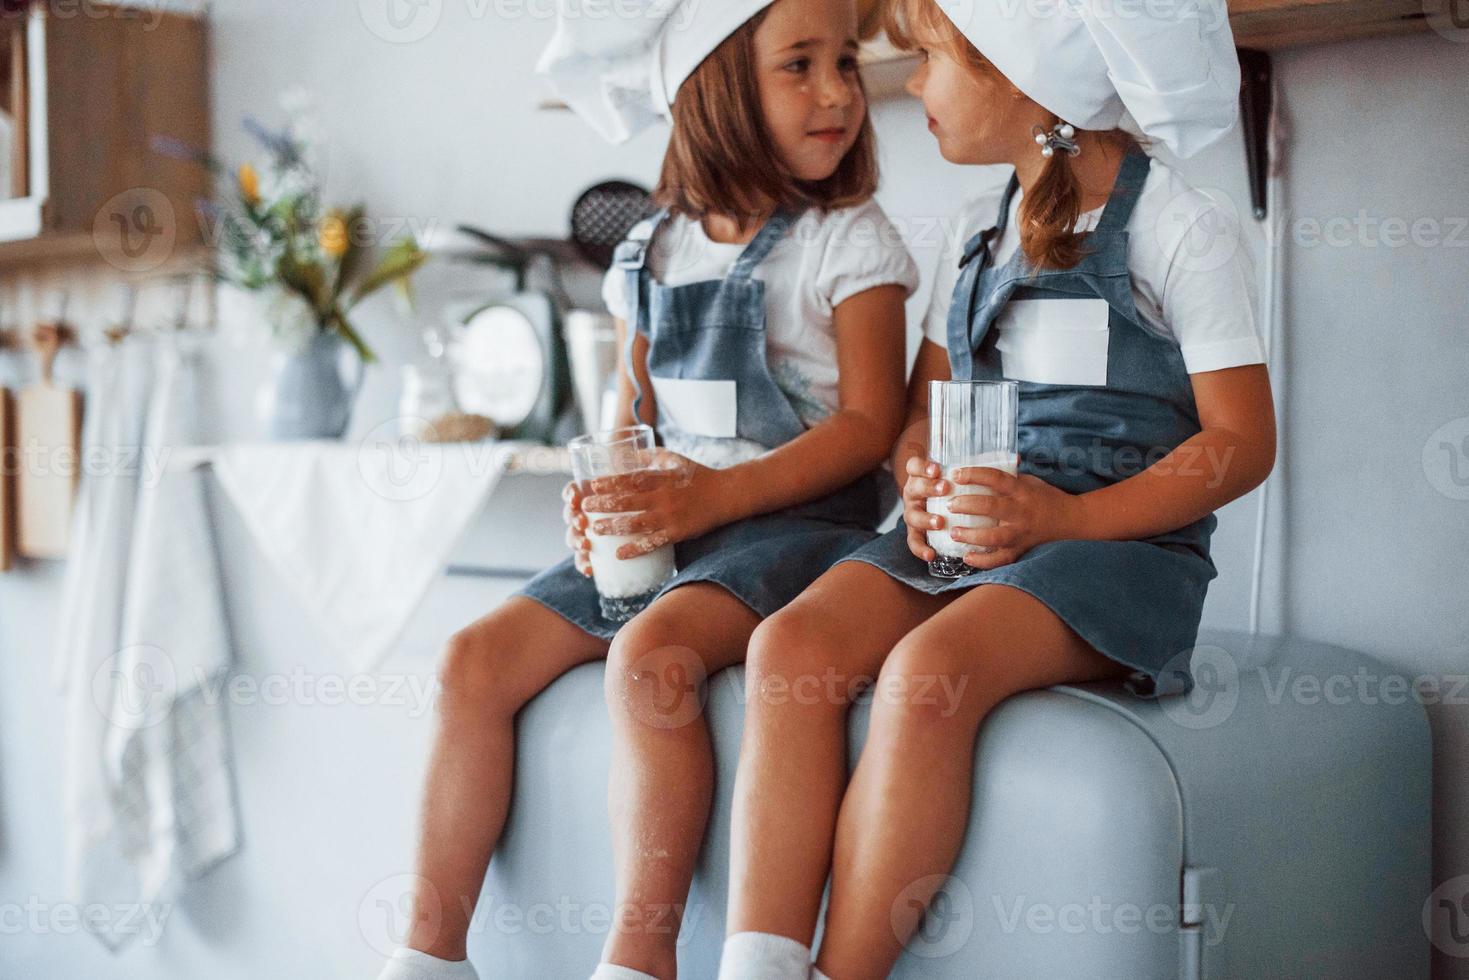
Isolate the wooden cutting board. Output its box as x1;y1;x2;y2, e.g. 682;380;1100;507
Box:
16;324;82;560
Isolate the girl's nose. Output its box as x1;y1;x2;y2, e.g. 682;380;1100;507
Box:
816;64;855;109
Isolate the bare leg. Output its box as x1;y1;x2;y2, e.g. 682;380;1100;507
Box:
405;597;610;960
600;584;763;979
726;563;951;946
815;584;1133;979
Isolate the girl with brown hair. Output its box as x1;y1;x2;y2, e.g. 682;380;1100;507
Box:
376;2;918;979
718;0;1276;977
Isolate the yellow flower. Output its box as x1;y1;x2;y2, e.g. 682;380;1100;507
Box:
319;212;350;258
238;163;260;206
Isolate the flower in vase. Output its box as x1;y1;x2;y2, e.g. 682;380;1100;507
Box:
319;211;350;259
238;163;261;207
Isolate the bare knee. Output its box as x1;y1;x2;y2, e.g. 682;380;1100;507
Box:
604;615;711;732
745;607;866;718
871;634;991;734
437;605;551;716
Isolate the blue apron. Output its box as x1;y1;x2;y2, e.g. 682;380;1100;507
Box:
517;209;886;641
842;148;1217;697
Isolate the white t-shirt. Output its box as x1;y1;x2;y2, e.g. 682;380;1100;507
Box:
604;199;920;468
922;156;1265;377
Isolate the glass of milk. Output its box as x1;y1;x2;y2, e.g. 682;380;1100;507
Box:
925;381;1020;579
568;424;678;622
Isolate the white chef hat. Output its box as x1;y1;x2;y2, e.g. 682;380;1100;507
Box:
536;0;778;144
930;0;1241;158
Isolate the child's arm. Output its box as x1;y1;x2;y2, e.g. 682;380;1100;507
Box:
889;339;952;487
712;284;909;519
563;316;656;577
946;364;1277;567
611;317;657;429
1071;364;1276;540
584;285;909;557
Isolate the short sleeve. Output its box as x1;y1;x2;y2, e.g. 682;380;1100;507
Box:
921;196;1000;349
601;263;629;321
815;201;920;312
920;234;967;350
1158;201;1267;374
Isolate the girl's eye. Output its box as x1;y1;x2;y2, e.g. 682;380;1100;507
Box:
783;57;811;74
839;55;860;72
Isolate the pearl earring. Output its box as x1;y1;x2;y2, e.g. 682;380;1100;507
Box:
1032;121;1081;159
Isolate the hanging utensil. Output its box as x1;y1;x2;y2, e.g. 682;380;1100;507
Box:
17;318;82;559
569;180;653;269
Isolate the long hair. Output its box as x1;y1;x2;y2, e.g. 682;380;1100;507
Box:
886;0;1139;269
654;9;879;229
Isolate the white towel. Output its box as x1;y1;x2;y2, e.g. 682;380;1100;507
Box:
56;334;241;952
209;435;507;673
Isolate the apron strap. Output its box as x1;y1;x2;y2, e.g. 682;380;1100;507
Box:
946;174;1023;379
613;208;669;429
727;209;800;281
1093;146;1152;235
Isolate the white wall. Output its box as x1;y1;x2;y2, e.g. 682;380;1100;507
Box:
0;3;1465;977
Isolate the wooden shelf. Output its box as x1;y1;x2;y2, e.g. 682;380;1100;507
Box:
0;2;211;268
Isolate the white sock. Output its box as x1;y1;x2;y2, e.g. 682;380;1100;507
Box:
375;947;479;980
589;965;660;980
717;931;813;980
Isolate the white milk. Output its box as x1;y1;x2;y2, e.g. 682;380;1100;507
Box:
926;451;1019;559
586;523;676;599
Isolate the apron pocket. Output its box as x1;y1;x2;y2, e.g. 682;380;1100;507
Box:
995;298;1110;387
650;376;739;438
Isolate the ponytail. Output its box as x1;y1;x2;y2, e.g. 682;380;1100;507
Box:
1019;122;1140;270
